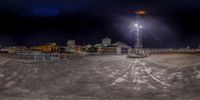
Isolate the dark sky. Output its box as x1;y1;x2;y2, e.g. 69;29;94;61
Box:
0;0;200;48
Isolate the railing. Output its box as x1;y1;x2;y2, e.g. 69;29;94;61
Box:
129;48;200;55
16;48;200;62
16;52;128;62
16;52;82;62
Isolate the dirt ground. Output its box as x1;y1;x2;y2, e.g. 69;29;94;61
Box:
0;54;200;100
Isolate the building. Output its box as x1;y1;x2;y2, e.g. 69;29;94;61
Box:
113;42;131;54
8;46;28;53
0;47;9;53
102;38;111;47
66;40;76;52
75;45;83;54
101;45;116;54
31;43;59;53
82;44;92;52
94;43;102;53
101;41;131;54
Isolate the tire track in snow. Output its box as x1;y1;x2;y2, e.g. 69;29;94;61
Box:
139;60;171;87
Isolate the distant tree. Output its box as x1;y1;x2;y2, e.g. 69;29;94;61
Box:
87;46;98;53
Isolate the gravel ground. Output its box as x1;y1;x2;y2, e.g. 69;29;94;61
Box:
0;54;199;100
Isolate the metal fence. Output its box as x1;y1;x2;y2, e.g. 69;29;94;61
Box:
16;52;82;62
129;48;200;55
16;51;128;62
16;48;200;62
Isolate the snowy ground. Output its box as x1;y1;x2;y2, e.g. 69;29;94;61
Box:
0;54;200;100
145;54;200;68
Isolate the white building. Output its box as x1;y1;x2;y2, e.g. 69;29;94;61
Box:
66;40;76;52
102;38;111;47
101;41;131;54
113;42;131;54
0;47;9;53
8;46;28;53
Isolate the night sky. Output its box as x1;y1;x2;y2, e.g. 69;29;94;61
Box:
0;0;200;48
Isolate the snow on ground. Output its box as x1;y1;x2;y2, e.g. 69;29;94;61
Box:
0;56;12;65
145;54;200;68
0;54;199;100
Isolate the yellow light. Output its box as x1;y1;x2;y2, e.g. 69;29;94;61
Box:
135;10;146;15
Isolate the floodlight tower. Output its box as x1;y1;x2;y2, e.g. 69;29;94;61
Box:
134;10;146;54
134;24;143;49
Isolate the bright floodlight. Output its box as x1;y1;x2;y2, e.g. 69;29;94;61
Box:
134;24;138;27
134;23;142;28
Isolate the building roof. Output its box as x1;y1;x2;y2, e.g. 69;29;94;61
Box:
112;41;131;48
105;44;117;48
102;41;131;49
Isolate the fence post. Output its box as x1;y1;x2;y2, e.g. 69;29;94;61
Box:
58;53;61;61
50;54;53;62
34;54;36;62
65;53;67;60
42;54;45;62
